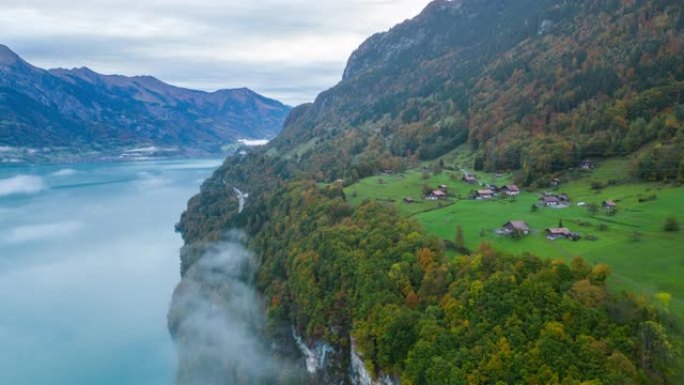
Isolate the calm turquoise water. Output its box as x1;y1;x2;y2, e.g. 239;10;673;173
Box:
0;159;223;385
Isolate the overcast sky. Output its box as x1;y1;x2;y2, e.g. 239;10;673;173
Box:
0;1;429;105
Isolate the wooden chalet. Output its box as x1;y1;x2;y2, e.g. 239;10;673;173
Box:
546;227;572;240
501;184;520;196
539;195;562;207
502;220;530;235
426;190;447;200
474;189;494;200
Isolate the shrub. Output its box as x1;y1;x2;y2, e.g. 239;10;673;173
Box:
637;194;657;203
663;216;680;232
591;181;605;190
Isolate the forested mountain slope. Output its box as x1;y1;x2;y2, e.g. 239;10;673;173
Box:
173;0;683;384
272;0;684;183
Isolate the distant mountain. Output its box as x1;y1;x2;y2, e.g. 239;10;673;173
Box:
0;44;290;160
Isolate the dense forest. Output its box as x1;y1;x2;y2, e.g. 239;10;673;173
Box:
267;0;684;185
174;0;683;383
254;182;676;384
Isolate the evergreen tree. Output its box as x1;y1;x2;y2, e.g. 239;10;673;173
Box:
455;225;465;253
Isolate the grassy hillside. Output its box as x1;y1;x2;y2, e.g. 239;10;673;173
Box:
345;157;684;321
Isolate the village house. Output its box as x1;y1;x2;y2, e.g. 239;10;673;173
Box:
538;192;570;208
546;227;573;240
438;184;449;193
539;195;562;207
474;189;494;200
500;184;520;196
425;190;447;200
502;220;530;236
551;178;561;186
463;175;478;184
603;200;616;210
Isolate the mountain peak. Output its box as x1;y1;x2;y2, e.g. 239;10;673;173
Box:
0;44;22;65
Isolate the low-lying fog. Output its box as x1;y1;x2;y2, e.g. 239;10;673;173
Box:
0;159;223;385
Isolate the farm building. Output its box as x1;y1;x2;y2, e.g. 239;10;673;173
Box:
539;192;570;208
502;221;530;236
425;190;447;200
539;195;562;207
474;189;494;200
546;228;572;240
603;200;616;210
501;184;520;196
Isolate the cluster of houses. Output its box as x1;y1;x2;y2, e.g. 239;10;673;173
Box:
472;184;520;200
461;173;521;200
500;220;580;241
469;184;520;200
537;192;571;208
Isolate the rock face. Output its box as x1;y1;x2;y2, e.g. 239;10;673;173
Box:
349;340;399;385
0;44;290;157
292;330;335;374
342;0;464;80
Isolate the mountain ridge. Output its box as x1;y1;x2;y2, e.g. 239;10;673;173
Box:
0;44;291;161
269;0;683;184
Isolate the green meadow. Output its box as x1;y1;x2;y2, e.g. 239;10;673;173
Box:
345;159;684;321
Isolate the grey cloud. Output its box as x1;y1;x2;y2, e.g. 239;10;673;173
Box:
0;1;428;105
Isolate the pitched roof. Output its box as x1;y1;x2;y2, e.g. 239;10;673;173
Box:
546;227;571;235
503;184;520;192
505;220;529;231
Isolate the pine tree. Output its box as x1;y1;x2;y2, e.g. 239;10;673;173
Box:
455;225;465;252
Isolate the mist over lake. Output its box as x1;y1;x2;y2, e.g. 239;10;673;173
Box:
0;159;223;385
